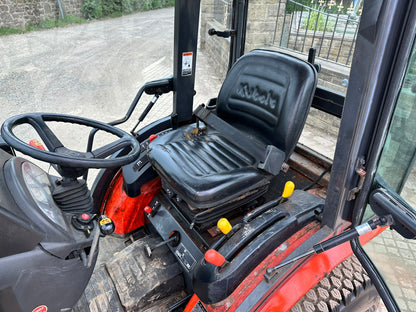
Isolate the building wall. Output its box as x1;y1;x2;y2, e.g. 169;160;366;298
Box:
0;0;83;28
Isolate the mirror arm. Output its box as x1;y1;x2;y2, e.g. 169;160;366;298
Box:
370;188;416;239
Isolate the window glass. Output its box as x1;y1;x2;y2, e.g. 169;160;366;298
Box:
199;0;233;83
196;1;226;107
244;0;360;94
376;49;416;206
245;0;362;158
0;4;175;181
364;37;416;312
199;0;362;159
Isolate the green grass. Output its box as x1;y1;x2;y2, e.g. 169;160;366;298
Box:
0;27;23;36
0;15;87;36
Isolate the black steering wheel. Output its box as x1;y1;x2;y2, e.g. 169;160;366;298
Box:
1;113;141;170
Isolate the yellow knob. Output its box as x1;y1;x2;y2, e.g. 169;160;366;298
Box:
217;218;232;235
282;181;295;198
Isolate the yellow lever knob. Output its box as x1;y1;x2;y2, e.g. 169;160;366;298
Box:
282;181;295;198
217;218;232;235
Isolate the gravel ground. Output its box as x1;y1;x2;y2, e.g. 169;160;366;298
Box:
1;8;172;123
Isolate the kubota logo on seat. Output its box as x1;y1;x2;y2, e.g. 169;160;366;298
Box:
235;83;278;109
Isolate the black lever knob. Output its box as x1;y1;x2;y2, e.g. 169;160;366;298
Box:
308;47;321;73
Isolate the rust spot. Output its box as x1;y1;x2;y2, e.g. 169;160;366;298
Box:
207;226;222;238
307;188;327;199
191;127;200;136
184;131;194;141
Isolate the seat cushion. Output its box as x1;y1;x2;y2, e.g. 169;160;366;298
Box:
147;124;271;210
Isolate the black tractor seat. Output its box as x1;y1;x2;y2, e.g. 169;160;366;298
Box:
147;49;318;224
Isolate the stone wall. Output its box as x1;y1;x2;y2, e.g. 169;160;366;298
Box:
244;0;284;52
199;0;231;83
0;0;83;28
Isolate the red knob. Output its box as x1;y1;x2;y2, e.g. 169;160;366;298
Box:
81;213;90;221
149;134;158;142
144;206;153;214
204;249;226;267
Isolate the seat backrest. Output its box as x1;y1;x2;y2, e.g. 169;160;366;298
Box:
216;50;317;160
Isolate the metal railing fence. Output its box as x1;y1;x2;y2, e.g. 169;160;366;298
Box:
273;0;361;66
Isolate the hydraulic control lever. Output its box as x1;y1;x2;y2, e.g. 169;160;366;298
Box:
264;216;393;281
85;215;115;268
210;181;296;251
307;47;321;73
144;231;180;258
243;181;295;223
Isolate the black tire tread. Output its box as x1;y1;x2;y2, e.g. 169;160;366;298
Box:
290;255;380;312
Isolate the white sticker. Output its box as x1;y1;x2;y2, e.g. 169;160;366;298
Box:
182;52;193;76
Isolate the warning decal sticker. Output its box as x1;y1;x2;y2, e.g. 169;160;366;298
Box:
182;52;193;76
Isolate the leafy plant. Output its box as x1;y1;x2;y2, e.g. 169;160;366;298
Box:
152;0;162;9
60;15;86;25
101;0;120;16
304;6;334;32
81;0;103;19
81;0;175;20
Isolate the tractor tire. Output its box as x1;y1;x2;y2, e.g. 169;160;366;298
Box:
290;255;381;312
